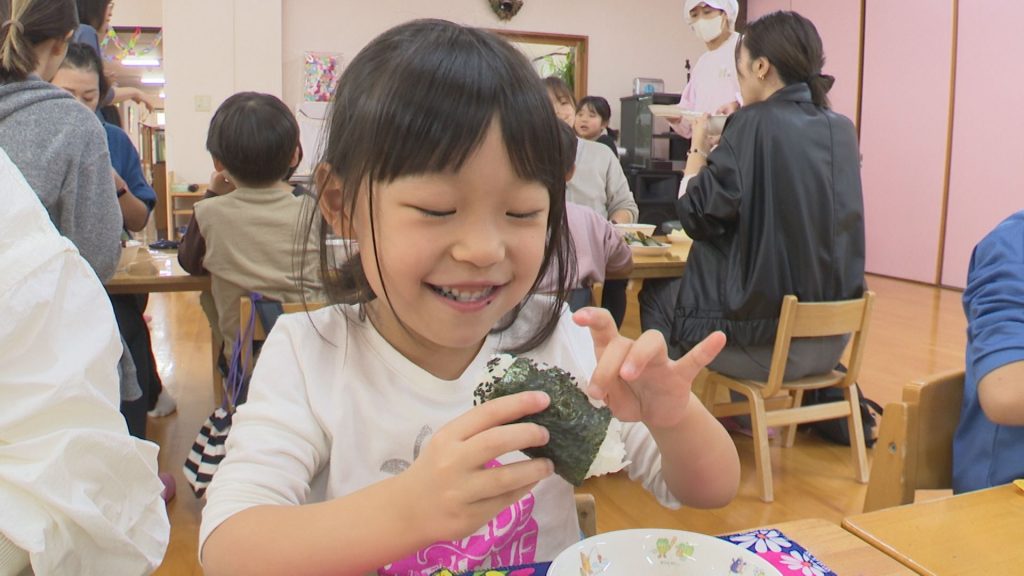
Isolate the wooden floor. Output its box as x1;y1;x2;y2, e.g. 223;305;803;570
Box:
148;274;966;574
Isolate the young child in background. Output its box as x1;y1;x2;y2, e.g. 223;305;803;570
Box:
544;76;637;328
574;95;618;158
199;19;738;576
178;92;323;358
537;123;633;310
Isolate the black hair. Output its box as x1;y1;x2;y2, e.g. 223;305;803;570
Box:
741;10;834;108
74;0;109;30
59;41;109;103
543;75;575;107
577;95;618;140
310;19;574;354
206;92;300;187
0;0;78;82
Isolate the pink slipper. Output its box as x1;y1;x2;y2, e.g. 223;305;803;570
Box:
159;472;176;503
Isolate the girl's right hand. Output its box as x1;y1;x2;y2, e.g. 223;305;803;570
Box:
400;391;553;542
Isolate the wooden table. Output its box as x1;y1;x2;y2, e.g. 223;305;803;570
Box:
842;483;1024;575
609;238;690;280
105;248;210;294
745;518;915;575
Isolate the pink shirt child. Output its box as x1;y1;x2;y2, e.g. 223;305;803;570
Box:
538;203;632;293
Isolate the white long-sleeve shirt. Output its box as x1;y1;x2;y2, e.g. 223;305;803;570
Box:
201;299;680;575
0;148;169;575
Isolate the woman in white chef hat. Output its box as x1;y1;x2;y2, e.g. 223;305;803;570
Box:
669;0;742;139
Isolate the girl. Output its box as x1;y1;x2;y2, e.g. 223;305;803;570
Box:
199;19;738;576
573;95;618;158
544;77;636;328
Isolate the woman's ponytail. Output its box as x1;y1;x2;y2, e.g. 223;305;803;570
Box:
1;1;34;80
807;72;834;109
0;0;78;82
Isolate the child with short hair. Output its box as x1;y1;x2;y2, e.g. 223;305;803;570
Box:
199;20;738;576
574;95;618;158
178;92;323;358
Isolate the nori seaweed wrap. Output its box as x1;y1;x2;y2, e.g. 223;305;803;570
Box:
473;354;627;486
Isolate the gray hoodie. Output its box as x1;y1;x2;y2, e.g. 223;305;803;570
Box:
0;78;121;282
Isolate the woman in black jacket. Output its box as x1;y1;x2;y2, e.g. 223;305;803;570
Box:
642;10;865;381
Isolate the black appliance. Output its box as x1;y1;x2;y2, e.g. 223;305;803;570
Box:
619;93;689;170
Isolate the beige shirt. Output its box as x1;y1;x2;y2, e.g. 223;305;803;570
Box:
192;186;324;354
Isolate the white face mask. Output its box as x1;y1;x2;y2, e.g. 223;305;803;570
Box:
691;14;725;44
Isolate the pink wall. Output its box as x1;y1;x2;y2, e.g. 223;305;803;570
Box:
941;1;1024;288
746;1;861;125
747;0;789;20
860;0;954;283
792;0;860;125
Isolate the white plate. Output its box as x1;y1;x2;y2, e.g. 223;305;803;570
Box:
629;243;671;256
549;529;783;576
647;104;684;119
614;223;657;237
655;108;728;135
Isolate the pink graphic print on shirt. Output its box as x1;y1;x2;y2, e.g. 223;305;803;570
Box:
379;461;539;575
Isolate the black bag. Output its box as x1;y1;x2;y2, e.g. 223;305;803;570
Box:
183;293;285;497
800;380;883;448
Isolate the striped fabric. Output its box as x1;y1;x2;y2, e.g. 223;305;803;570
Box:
184;408;233;497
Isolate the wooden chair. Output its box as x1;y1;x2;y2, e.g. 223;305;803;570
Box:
238;297;325;377
574;493;597;538
699;291;876;502
862;370;964;512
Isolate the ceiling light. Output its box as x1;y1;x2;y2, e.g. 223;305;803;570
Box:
122;57;160;67
141;75;165;85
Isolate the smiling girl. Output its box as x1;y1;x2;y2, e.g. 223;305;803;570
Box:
199;19;739;576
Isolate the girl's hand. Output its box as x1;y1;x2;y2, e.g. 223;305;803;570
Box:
573;307;726;430
401;391;554;542
715;100;741;116
691;114;711;154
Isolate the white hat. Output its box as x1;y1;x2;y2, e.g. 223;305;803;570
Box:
684;0;739;25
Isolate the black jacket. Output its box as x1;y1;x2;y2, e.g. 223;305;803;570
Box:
672;83;865;349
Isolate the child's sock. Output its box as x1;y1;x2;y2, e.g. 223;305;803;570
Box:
147;388;177;417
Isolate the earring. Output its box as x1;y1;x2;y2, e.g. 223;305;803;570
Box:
758;74;765;81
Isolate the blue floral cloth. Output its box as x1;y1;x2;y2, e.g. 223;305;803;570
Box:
432;528;837;576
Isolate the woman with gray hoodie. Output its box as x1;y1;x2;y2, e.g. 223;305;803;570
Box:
0;0;121;281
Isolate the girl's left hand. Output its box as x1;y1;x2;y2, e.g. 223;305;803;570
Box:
572;307;726;429
691;114;711;153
